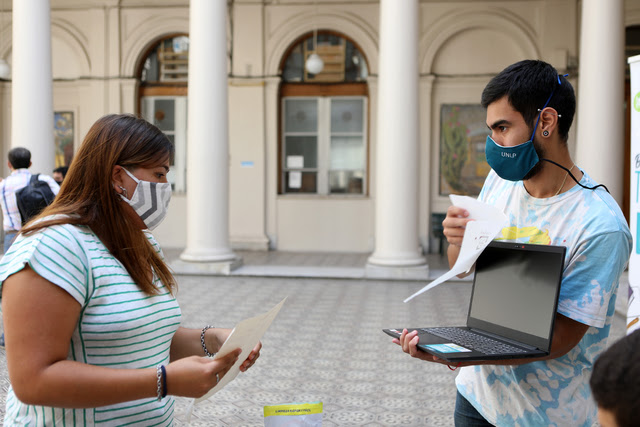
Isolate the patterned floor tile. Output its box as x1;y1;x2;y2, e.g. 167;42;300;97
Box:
0;272;628;426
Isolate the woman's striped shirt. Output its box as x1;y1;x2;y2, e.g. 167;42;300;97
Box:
0;223;182;426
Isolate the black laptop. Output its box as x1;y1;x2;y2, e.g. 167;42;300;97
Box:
383;241;566;362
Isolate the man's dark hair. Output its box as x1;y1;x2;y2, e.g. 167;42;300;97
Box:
590;329;640;427
53;166;69;178
8;147;31;169
481;60;576;141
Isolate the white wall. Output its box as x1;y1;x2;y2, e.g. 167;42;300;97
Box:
276;197;374;252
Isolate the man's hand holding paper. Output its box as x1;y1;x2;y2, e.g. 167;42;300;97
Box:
403;196;507;302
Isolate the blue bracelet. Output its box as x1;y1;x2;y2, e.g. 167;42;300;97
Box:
160;365;167;398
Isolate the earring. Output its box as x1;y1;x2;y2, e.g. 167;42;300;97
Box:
118;186;128;198
542;130;549;137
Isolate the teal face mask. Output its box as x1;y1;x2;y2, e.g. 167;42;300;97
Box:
485;135;539;181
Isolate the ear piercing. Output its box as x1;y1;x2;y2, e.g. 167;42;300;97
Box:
118;186;128;198
537;109;562;118
542;130;549;137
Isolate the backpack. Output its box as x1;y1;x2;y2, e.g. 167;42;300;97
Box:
15;174;55;225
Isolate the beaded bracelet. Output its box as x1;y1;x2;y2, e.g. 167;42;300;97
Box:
201;325;216;357
156;365;163;401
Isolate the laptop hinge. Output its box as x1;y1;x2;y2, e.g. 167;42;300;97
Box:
470;328;539;350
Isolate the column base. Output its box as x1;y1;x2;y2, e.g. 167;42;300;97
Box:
365;262;429;280
230;235;270;251
171;256;243;276
367;251;427;267
366;251;428;280
174;248;242;275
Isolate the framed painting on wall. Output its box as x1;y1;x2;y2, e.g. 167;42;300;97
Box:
54;111;74;168
439;104;491;196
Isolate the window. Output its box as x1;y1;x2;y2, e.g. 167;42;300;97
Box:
279;32;369;195
141;36;189;83
138;35;189;192
140;97;187;192
282;97;367;194
282;33;368;83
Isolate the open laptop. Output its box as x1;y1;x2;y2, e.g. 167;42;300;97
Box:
383;241;566;362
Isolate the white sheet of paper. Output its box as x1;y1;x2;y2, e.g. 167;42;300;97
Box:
288;171;302;189
448;194;507;222
287;155;304;169
193;297;287;404
403;196;508;303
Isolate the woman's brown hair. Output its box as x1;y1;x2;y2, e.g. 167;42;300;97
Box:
21;114;177;295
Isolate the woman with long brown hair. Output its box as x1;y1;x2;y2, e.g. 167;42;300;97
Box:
0;114;260;425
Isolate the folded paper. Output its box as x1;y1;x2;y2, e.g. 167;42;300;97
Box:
193;297;287;404
403;196;507;302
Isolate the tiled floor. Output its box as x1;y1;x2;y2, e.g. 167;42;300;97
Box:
166;274;473;426
0;251;628;426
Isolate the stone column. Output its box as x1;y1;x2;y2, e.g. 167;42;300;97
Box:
177;0;240;274
418;74;436;251
11;0;54;174
367;0;427;279
264;77;280;249
575;0;624;203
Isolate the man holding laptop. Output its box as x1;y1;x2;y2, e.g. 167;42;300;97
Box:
393;60;632;426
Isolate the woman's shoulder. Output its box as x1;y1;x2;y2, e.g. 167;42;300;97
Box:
0;220;93;284
11;218;94;256
33;217;92;241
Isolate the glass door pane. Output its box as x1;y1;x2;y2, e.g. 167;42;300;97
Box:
141;96;187;192
329;98;366;194
284;99;317;132
330;136;364;170
331;99;363;132
282;98;319;193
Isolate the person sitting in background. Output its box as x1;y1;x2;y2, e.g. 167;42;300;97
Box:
590;329;640;427
52;165;69;185
0;114;261;425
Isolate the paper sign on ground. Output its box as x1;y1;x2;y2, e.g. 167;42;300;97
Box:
403;196;507;303
193;297;287;404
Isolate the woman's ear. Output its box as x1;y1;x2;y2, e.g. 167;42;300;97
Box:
112;165;125;194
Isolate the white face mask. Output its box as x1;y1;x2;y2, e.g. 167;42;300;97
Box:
119;168;172;230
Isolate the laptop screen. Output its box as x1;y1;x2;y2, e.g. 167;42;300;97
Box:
467;242;565;349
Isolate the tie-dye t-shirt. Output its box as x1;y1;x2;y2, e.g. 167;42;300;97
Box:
455;169;632;427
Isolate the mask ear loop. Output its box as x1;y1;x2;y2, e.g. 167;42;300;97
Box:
538;74;609;193
533;74;569;140
118;186;128;198
541;159;609;193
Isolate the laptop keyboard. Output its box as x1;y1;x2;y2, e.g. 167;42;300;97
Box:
422;327;528;355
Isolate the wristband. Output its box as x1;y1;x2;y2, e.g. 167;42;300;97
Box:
201;325;216;357
160;365;167;398
156;365;163;401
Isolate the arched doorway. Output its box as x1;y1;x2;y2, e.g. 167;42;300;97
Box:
136;34;189;193
278;31;369;196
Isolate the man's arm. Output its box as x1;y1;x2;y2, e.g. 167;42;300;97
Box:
394;312;588;365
